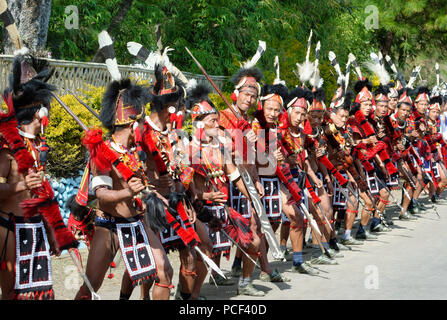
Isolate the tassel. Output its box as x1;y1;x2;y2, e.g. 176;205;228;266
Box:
305;177;321;204
318;155;348;187
224;207;253;248
0;94;35;173
39;200;79;251
276;163;303;202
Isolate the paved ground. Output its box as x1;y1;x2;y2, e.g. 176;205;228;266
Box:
12;190;447;300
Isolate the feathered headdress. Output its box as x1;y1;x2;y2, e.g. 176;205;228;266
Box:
286;86;313;111
414;86;431;103
309;87;326;112
98;31;150;130
373;84;390;103
0;0;55;125
185;83;217;122
230;40;265;100
429;95;442;112
353;78;373;104
260;83;289;108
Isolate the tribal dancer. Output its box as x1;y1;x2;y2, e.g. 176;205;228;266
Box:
281;85;335;272
388;92;419;220
347;78;391;239
219;56;290;294
185;83;259;297
0;51;78;299
424;94;447;202
323;88;365;246
253;81;320;275
139;63;203;301
75;31;171;300
404;85;432;214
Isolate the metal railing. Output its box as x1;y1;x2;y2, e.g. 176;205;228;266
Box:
0;54;227;93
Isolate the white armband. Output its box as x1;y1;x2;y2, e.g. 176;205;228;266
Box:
91;175;113;191
227;168;241;182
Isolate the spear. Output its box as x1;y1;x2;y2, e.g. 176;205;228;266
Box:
65;89;101;120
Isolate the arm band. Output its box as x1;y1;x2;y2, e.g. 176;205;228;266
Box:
91;175;113;191
227;168;241;182
0;177;7;183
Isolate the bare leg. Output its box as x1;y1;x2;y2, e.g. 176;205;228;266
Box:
74;226;117;300
0;217;15;300
143;226;173;300
190;220;212;300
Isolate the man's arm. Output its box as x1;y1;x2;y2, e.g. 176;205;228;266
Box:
0;150;40;199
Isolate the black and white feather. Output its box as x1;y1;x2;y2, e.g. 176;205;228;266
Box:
241;40;266;69
98;30;121;82
348;53;362;80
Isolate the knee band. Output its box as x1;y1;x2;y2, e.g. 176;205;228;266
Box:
180;267;198;277
154;282;175;289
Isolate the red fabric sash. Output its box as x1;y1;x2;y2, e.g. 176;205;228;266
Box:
82;128;135;181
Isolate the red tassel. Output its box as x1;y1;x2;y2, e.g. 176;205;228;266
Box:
108;273;114;279
224;207;253;248
41;116;49;128
279;112;290;130
0;96;35;174
110;261;116;268
318;155;348;186
276;163;302;202
305;177;321;204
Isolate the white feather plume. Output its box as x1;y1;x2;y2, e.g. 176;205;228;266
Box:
365;52;390;85
13;46;29;57
305;29;313;62
242;40;266;69
296;61;314;84
98;30;121;81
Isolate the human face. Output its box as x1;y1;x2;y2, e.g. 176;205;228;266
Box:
334;108;349;127
428;108;440;122
397;104;411;120
375;101;389;118
308;110;324;127
202;113;219;137
360;100;373;117
388;97;398;113
289;107;307;128
415;100;428;115
236;88;258;114
263;100;281;124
